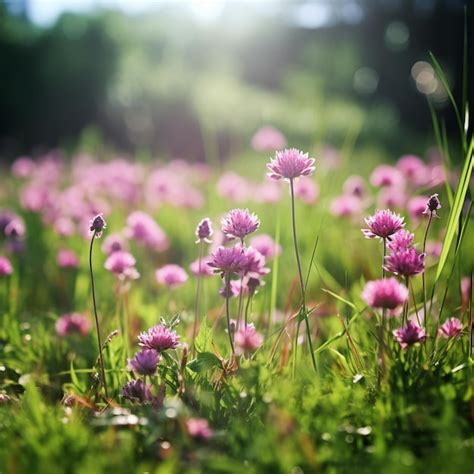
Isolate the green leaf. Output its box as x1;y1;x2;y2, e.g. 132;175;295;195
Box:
187;352;220;373
194;316;213;353
322;288;356;309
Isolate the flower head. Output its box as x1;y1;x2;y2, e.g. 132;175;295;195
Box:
438;317;463;339
127;349;160;375
89;214;106;238
138;324;180;352
294;177;319;204
387;230;414;252
423;194;441;217
195;217;213;243
241;246;269;278
208;245;248;276
221;209;260;241
55;313;91;337
384;248;425;277
361;278;408;310
370;165;404;188
249;234;281;260
251;126;287;152
186;418;214;440
234;323;264;355
0;256;13;276
407;196;429;221
122;379;153;404
393;321;426;349
330;195;363;217
362;209;405;240
267;148;315;181
102;233;128;255
125;211;168;252
105;251;139;281
189;256;214;277
343;175;367;198
57;249;80;269
155;264;188;288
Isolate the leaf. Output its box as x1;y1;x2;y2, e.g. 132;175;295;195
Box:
187;352;220;373
195;316;213;353
322;288;356;309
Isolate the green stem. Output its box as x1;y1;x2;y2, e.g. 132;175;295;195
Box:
224;273;235;355
192;242;204;356
421;213;433;328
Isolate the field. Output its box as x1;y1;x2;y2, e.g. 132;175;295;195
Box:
0;116;473;473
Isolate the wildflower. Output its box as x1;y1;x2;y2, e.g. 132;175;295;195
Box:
4;218;25;239
425;240;442;258
127;349;160;376
195;218;213;244
423;194;441;217
330;195;363;217
122;379;153;404
438;318;463;339
241;246;269;278
256;179;282;204
234;323;264;355
0;256;13;276
0;393;11;405
57;249;80;269
370;165;404;188
249;234;281;260
393;321;426;349
89;214;106;238
377;187;406;209
125;211;168;252
362;209;405;240
384;248;425;277
343;175;367;198
138;324;180;352
267;148;315;181
155;264;188;288
11;156;35;178
396;154;428;185
361;278;408;310
190;256;215;277
105;251;139;281
208;245;248;276
407;196;429;221
387;230;414;252
221;209;260;241
294;177;320;204
186;418;214;440
251;126;287;152
55;313;91;337
217;172;251;202
102;233;128;255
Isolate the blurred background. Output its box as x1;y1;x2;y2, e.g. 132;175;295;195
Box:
0;0;470;161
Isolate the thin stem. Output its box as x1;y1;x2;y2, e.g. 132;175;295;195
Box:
289;179;317;372
89;231;108;400
236;276;244;327
224;272;235;355
403;276;410;326
244;292;253;326
192;242;204;356
421;213;433;328
382;238;387;278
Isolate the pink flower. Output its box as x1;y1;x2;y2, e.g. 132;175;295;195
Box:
370;165;404;188
217;172;251;202
384;248;425;277
138;324;180;352
241;246;269;278
101;233;128;256
186;418;214;440
425;241;442;258
55;313;91;337
89;214;106;238
423;194;441;217
208;246;248;276
0;256;13;276
155;264;188;288
361;278;408;310
362;209;405;239
11;156;35;178
387;230;414;252
393;321;426;349
294;177;320;204
267;148;315;180
195;217;213;243
256;179;282;204
249;234;281;260
396;155;428;185
221;209;260;241
125;211;169;252
330;195;363;217
127;349;160;375
57;249;80;269
343;175;367;198
251;126;287;152
105;251;140;280
407;196;429;221
438;318;463;339
4;218;25;239
122;379;153;404
190;256;215;277
234;323;264;355
377;187;406;209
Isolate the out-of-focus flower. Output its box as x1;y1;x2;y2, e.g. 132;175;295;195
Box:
0;393;11;405
55;313;91;337
234;323;264;355
195;218;213;244
11;156;36;178
330;195;363;217
425;240;442;258
370;165;404;188
221;209;260;241
396;155;429;185
393;321;426;349
251;126;287;152
208;246;248;276
57;249;80;269
343;175;367;198
122;379;153;404
4;217;25;239
241;246;269;278
186;417;214;440
125;211;168;252
362;209;405;239
387;230;414;252
127;349;160;375
217;172;251;202
361;278;408;310
0;256;13;276
377;187;406;209
138;324;180;352
249;234;281;260
267;148;315;181
102;233;128;256
438;318;463;339
294;177;319;204
105;251;140;281
407;196;429;221
189;256;214;277
53;217;75;237
423;194;441;217
155;264;188;288
384;248;425;277
89;214;106;238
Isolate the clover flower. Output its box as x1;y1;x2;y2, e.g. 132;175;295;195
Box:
0;256;13;276
361;278;408;310
438;318;463;339
423;194;441;217
384;248;425;277
195;217;213;243
362;209;405;240
55;313;91;337
89;213;106;238
221;209;260;241
393;321;426;349
267;148;315;180
387;230;414;252
155;264;188;288
127;349;160;376
57;249;80;269
138;324;180;352
208;245;248;276
186;418;214;440
122;379;153;404
234;323;264;355
104;251;140;281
